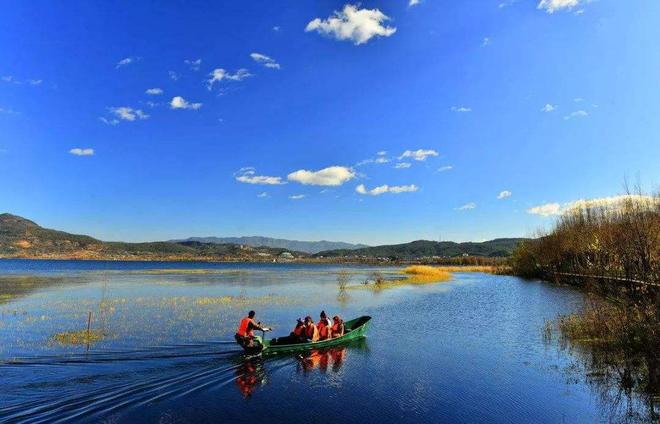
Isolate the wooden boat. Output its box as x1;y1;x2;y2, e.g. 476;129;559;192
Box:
241;316;371;355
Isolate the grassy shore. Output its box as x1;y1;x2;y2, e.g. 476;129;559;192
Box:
511;188;659;411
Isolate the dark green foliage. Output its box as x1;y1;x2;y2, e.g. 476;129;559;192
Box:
314;238;528;259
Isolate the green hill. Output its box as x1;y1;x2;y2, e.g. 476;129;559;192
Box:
314;238;528;259
0;213;304;261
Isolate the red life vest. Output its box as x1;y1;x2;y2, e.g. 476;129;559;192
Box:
293;325;304;337
237;317;253;337
318;319;330;339
331;321;343;336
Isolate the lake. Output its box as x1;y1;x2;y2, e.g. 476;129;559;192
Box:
0;259;647;423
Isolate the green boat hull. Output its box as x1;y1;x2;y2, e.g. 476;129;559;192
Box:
246;315;371;355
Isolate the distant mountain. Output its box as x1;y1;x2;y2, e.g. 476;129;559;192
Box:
0;213;306;261
171;236;369;254
0;213;526;261
314;238;528;259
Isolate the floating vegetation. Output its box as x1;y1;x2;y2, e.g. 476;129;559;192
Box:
336;270;350;303
195;296;234;305
139;269;249;275
350;266;452;290
52;329;104;346
400;266;452;284
194;295;294;306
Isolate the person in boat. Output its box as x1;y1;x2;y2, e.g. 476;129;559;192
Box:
317;310;332;341
271;318;305;345
235;310;268;348
292;317;306;341
303;316;319;342
330;315;345;338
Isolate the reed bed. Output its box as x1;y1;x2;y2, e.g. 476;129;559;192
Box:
430;265;495;273
401;266;452;284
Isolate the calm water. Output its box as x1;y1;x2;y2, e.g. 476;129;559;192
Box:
0;259;646;423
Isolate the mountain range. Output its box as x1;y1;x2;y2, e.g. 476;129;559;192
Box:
312;238;529;259
171;236;368;254
0;213;527;261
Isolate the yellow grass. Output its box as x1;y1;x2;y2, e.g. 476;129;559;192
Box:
52;329;104;346
428;265;495;273
401;266;452;284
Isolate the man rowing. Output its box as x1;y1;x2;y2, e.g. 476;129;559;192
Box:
235;310;270;348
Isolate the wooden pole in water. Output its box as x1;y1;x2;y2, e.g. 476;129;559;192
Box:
86;311;92;352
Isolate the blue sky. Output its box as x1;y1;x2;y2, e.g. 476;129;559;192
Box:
1;0;658;244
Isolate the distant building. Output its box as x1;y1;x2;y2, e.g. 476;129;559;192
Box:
278;251;294;262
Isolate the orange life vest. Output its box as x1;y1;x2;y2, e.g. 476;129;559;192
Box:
305;323;319;341
331;322;343;336
318;319;330;339
237;317;253;337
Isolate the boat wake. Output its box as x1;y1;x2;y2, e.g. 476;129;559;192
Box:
0;341;289;424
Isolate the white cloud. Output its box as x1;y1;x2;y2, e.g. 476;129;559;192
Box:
377;151;387;156
235;168;286;185
145;88;163;95
394;162;411;169
357;154;391;166
273;26;281;32
456;202;476;210
184;59;202;71
541;103;556;112
564;110;588;120
566;195;655;213
497;190;512;200
69;148;94;156
527;202;562;216
169;71;180;81
305;4;396;46
399;149;438;161
438;165;453;172
537;0;582;13
289;194;305;200
528;195;656;217
250;53;281;70
451;106;472;113
238;175;284;185
2;76;43;86
170;96;202;110
287;166;355;186
109;107;149;122
0;106;17;114
207;68;252;90
409;0;420;6
257;192;269;198
116;57;136;68
574;97;584;102
356;183;418;196
499;0;518;8
99;117;119;125
482;37;491;47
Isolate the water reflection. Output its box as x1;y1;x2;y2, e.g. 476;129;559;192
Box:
549;333;660;423
235;337;368;398
298;346;346;374
235;358;267;398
